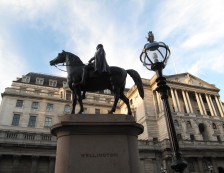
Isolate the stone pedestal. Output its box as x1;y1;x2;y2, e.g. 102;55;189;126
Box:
51;114;144;173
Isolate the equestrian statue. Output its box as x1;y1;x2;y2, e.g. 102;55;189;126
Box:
50;44;144;115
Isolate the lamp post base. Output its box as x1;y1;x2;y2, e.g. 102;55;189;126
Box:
171;157;187;173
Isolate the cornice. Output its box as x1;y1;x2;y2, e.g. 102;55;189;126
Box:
167;81;220;93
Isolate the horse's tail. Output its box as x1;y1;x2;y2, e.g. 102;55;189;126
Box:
126;69;144;99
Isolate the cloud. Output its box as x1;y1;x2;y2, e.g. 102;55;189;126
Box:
0;0;224;95
0;35;28;100
0;0;56;21
150;0;224;79
0;0;147;89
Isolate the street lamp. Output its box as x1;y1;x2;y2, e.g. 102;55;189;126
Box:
140;31;187;173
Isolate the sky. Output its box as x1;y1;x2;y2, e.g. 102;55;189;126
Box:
0;0;224;101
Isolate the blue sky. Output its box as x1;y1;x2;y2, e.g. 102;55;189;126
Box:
0;0;224;101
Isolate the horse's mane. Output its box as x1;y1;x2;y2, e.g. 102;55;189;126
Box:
67;52;84;65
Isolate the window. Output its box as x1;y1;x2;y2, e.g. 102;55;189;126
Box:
186;121;192;128
31;102;39;109
207;110;211;116
177;134;182;141
64;105;71;113
46;103;53;111
190;134;195;141
44;117;52;128
22;76;30;83
16;100;23;107
36;78;44;85
66;90;71;101
217;135;222;143
11;114;20;126
49;80;57;87
174;120;179;128
212;123;217;129
28;116;36;127
153;137;158;142
95;109;100;114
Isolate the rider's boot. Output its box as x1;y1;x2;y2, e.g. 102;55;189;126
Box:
81;68;87;99
81;68;87;85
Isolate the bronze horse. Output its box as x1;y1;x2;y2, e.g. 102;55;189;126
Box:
50;50;144;115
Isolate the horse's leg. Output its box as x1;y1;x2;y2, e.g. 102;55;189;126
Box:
108;86;120;114
75;86;84;114
69;83;77;114
120;92;132;115
71;92;77;114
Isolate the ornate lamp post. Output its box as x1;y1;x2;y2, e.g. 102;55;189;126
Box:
140;31;187;173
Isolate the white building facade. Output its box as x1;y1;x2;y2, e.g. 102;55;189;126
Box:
0;72;224;173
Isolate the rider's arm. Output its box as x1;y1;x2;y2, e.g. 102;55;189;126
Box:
88;57;95;63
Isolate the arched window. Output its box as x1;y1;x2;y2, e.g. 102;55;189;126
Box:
186;121;192;128
174;120;179;128
212;123;217;129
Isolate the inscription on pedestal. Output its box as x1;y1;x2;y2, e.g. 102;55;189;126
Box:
81;153;118;158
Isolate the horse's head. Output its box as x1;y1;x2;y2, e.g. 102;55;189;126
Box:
50;50;67;66
50;50;84;66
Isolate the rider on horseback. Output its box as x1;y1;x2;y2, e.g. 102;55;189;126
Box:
81;44;110;85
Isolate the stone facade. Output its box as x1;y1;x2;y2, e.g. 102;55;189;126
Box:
0;72;224;173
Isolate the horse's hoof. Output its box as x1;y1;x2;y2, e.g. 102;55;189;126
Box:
108;111;113;114
78;109;84;114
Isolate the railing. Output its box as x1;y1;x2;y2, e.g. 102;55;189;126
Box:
139;139;224;152
2;130;223;151
0;130;56;146
160;139;224;150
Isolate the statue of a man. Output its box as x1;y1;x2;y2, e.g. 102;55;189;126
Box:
81;44;110;85
89;44;110;73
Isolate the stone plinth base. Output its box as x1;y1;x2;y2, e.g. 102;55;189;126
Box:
51;114;144;173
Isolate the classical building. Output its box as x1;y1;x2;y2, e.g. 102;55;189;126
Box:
0;72;224;173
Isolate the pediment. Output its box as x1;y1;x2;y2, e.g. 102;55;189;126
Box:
166;73;218;90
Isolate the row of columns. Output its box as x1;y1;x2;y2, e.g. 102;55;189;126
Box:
156;88;224;117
